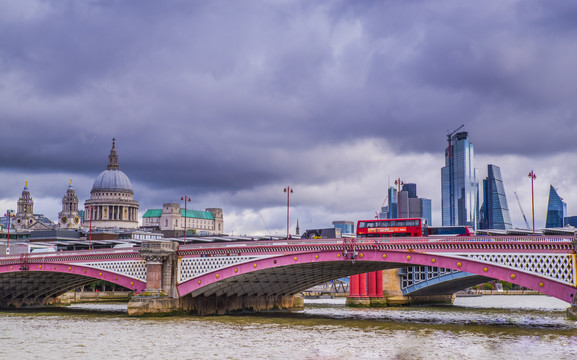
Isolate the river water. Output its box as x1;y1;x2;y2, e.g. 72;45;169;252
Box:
1;296;576;360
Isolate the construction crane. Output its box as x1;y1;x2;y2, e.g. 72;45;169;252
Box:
446;124;464;144
514;191;531;229
375;193;389;219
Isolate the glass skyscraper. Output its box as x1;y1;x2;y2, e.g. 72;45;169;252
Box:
545;185;567;228
441;132;479;227
479;164;512;229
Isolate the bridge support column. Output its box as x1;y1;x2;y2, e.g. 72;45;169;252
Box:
376;270;383;295
368;272;377;297
359;273;368;297
138;240;178;296
349;274;360;297
347;273;370;306
369;271;387;307
128;240;179;316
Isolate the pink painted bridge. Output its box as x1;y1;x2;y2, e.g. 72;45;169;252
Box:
1;236;576;312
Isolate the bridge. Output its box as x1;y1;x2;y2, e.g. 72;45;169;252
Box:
0;236;576;316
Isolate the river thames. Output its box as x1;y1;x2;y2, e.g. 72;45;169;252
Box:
1;296;575;359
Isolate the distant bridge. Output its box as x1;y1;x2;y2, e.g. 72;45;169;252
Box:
0;236;575;314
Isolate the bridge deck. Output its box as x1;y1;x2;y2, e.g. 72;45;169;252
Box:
0;236;575;308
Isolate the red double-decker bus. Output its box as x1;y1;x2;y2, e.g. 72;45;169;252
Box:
356;218;427;238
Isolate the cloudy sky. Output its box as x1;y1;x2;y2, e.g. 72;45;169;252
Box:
1;0;576;235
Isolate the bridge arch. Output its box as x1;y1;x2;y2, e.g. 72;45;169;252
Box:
0;263;146;307
177;249;576;303
401;270;492;296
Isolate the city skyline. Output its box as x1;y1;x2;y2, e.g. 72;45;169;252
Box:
1;1;576;234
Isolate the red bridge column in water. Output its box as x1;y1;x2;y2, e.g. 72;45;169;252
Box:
368;271;377;297
376;270;384;297
359;273;368;297
349;274;360;297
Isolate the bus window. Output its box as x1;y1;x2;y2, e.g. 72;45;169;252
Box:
427;226;473;236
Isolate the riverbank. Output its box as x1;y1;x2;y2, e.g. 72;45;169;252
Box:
61;289;541;304
59;291;133;304
458;289;542;296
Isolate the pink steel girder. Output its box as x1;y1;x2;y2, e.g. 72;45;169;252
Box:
0;248;148;300
0;263;146;294
176;239;577;304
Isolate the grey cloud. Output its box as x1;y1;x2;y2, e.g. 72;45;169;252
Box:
1;1;577;231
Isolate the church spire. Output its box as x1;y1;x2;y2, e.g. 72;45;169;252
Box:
107;138;119;170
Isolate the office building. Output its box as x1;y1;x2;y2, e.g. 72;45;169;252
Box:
564;216;577;227
441;132;479;228
332;220;355;236
379;183;432;225
545;185;567;228
479;165;512;229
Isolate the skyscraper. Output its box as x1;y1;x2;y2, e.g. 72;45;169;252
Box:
545;185;567;228
479;164;512;229
379;183;432;225
441;132;479;227
378;186;397;219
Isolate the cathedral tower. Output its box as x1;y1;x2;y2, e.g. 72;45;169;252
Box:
84;139;139;229
14;181;35;229
58;179;81;229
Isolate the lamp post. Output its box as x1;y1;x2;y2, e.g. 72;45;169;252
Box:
528;170;537;234
283;186;293;240
394;178;404;218
87;205;94;250
4;211;14;255
181;196;190;244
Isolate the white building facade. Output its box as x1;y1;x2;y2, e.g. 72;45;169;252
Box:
142;203;223;235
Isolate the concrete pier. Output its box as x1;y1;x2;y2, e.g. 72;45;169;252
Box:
567;306;577;320
127;240;305;316
0;297;58;308
58;291;133;304
128;294;304;316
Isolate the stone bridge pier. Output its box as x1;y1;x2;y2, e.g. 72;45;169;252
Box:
140;240;178;297
127;240;303;316
127;240;181;315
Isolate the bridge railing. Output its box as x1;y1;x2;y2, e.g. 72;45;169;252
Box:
1;235;573;260
361;235;574;243
0;247;141;262
178;235;574;250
